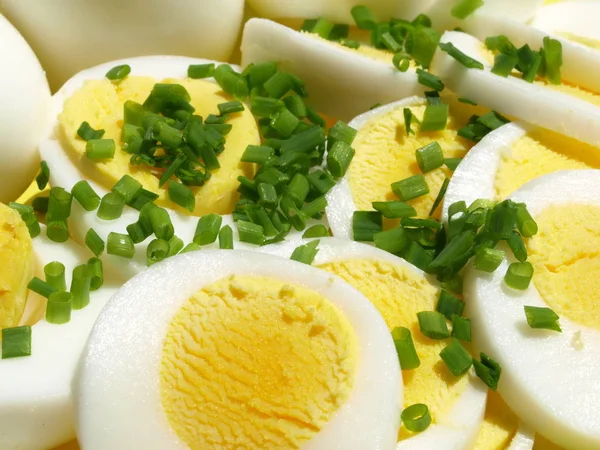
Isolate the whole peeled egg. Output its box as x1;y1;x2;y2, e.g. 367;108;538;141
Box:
0;0;245;91
0;14;50;203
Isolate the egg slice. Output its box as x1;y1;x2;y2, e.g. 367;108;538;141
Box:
464;170;600;449
0;0;244;91
241;18;424;121
0;14;50;203
530;1;600;47
430;30;600;148
0;221;117;449
442;121;600;221
77;249;401;450
325;95;483;239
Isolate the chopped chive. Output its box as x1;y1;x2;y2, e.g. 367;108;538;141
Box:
448;201;467;218
393;53;411;72
374;227;410;254
436;290;465;320
97;192;125;220
487;200;517;240
504;261;534;290
71;264;91;310
543;36;562;85
86;138;116;160
477;111;509;130
105;64;131;80
112;175;142;203
280;196;308;231
194;213;222;245
520;47;542;83
458;97;477;105
77;121;105;141
107;232;135;259
429;230;475;273
47;187;73;221
426;91;443;105
247;61;278;87
403;241;435;271
329;23;349;41
473;353;502;390
28;276;57;298
144;204;174;240
22;212;41;238
219;225;234;249
301;195;327;218
404;108;420;135
307;169;336;195
286;173;310;207
416;142;444;173
166;235;184;257
392;327;421;370
372;201;416;219
524;306;561;332
401;217;442;229
46;291;72;324
329;121;358;145
283;94;307;118
257;183;277;209
264;72;293;98
88;257;103;291
146;238;170;266
352;211;382;242
392;174;429;202
417;311;450;339
250;96;284;117
168;181;195;212
401;404;431;433
218;100;245;115
280;125;326;153
351;5;377;30
515;204;538;238
72;180;101;211
439;41;484;69
327;141;355;178
32;196;49;213
271;108;299;137
237;220;265;245
188;63;215;79
492;52;519;77
241;145;274;164
302;224;330;238
340;38;360;49
85;228;105;257
381;31;402;53
429;178;450;216
444;157;463;171
507;231;527;262
474;247;504;272
290;239;320;265
416;69;445;91
311;17;334;39
126;220;151;244
46;220;69;243
451;315;471;342
440;338;473;376
1;326;31;359
420;103;449;131
451;0;484;19
180;242;202;253
36;161;50;190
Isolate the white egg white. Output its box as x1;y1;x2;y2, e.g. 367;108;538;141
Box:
77;250;402;450
429;31;600;148
0;227;118;450
464;170;600;450
261;237;488;450
508;424;535;450
0;15;50;203
530;1;600;43
241;18;424;121
0;0;245;90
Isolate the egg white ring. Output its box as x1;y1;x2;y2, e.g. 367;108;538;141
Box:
0;227;118;450
464;170;600;449
325;96;428;240
430;31;600;148
241;18;424;121
77;250;402;450
261;237;488;450
530;1;600;42
508;423;535;450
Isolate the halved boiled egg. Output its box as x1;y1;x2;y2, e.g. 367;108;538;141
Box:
530;1;600;48
464;170;600;449
76;250;401;450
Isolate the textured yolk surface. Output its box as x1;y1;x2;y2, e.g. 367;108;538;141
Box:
0;203;34;330
348;98;482;219
494;128;600;199
473;391;520;450
317;258;468;441
527;204;600;329
59;77;259;216
160;275;357;449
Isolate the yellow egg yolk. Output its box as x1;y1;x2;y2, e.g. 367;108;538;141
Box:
59;77;259;216
557;32;600;51
349;97;483;219
527;204;600;329
473;391;520;450
160;275;358;449
533;435;565;450
494;128;600;199
0;203;34;330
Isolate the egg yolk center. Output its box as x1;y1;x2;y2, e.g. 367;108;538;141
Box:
59;76;260;216
527;204;600;329
160;275;358;449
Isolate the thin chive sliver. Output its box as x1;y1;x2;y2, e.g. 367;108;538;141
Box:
352;211;382;242
188;63;215;79
436;290;465;320
86;139;116;160
168;181;196;212
107;232;135;259
372;201;416;219
416;69;445;91
77;121;105;141
392;327;421;370
504;261;533;290
416;142;444;173
417;311;450;339
85;228;105;256
146;238;170;266
72;180;101;211
105;64;131;80
2;326;32;359
401;404;431;433
420;103;449;132
44;261;66;292
28;277;57;298
36;161;50;189
440;338;473;376
237;220;265;245
451;315;472;342
473;352;502;390
180;242;202;253
403;108;420;135
71;264;91;310
327;141;355;178
429;178;450;217
97;192;125;220
439;41;484;69
290;240;320;265
451;0;484;19
474;247;504;272
193;213;222;245
46;291;72;324
543;36;563;85
524;306;562;332
392;174;429;201
302;224;330;238
219;225;234;249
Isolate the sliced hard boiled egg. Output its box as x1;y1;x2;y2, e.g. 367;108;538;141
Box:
430;30;600;148
326;96;483;239
0;0;245;91
464;170;600;449
530;1;600;47
0;223;118;449
0;15;50;203
240;18;424;120
77;250;402;450
261;237;487;449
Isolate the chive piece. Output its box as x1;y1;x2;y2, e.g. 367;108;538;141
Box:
404;108;420;135
474;247;504;272
28;277;57;298
341;38;360;49
147;238;170;266
311;17;334;39
403;241;435;271
507;231;527;262
86;138;116;160
407;25;441;68
351;5;377;30
237;220;265;245
458;97;477;105
88;257;103;291
448;201;467;218
327;141;355;178
440;338;473;376
105;64;131;80
420;104;449;131
35;161;50;190
250;96;284;117
492;52;519;77
451;315;471;342
47;187;73;221
381;31;402;53
247;61;278;87
451;0;484;19
487;200;517;240
307;169;336;195
168;181;195;212
166;235;184;257
524;306;561;332
112;175;142;203
280;196;308;230
352;211;383;242
429;230;475;273
287;174;310;207
520;47;543;83
504;261;534;290
72;180;101;211
218;100;245;115
219;225;234;249
416;69;445;91
271;108;299;137
302;224;330;238
46;220;69;243
107;232;135;259
283;94;307;118
329;23;349;41
444;157;463;171
473;353;502;390
77;121;105;141
291;240;320;265
372;201;416;219
329;121;358;145
401;217;442;230
401;404;431;433
46;291;72;324
126;221;151;244
193;213;222;245
144;205;174;240
486;35;517;54
417;311;450;339
516;204;538;237
180;242;202;254
241;145;274;164
32;196;49;213
436;290;465;320
392;174;429;201
22;212;41;238
415;142;444;173
256;183;276;209
1;326;32;359
477;111;509;130
264;72;293;98
374;227;410;254
439;41;484;69
44;261;66;292
393;53;411;72
392;327;421;370
301;196;327;219
188;63;215;79
425;91;443;105
71;264;91;310
429;178;450;217
97;192;125;220
543;36;562;85
85;228;105;257
280;125;325;153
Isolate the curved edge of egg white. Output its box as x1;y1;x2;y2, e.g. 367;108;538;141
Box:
530;0;600;42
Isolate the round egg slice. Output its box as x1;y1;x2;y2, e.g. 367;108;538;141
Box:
0;14;51;203
77;250;402;450
1;0;245;90
530;1;600;47
325;95;484;239
240;18;424;121
431;28;600;146
464;170;600;449
0;219;117;449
